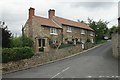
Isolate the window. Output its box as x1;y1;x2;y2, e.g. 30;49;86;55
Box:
67;26;72;32
38;39;45;47
90;32;94;36
81;29;85;34
50;28;57;35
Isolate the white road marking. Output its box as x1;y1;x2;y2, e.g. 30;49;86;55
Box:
88;76;92;78
115;76;119;78
112;76;114;78
51;67;70;79
99;76;101;78
61;67;70;72
51;72;60;78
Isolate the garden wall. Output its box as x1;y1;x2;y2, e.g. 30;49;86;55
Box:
112;33;120;58
2;43;93;74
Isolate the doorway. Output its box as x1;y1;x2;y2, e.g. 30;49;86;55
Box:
38;39;45;52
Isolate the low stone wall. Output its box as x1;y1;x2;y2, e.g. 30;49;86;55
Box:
2;43;93;74
112;33;119;58
84;43;94;50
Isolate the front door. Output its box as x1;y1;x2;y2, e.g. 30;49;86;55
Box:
38;39;45;52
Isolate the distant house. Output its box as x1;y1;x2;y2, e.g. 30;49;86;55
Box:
23;7;95;53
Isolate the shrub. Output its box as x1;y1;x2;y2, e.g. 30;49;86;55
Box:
59;43;74;49
10;36;33;48
2;47;34;63
10;37;23;47
22;36;33;47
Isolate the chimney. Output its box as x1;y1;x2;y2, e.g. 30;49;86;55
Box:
48;9;55;19
29;7;35;19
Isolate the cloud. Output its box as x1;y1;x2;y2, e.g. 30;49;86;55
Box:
70;2;117;10
0;0;119;35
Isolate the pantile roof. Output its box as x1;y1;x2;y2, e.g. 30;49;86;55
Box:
33;16;62;28
53;16;94;31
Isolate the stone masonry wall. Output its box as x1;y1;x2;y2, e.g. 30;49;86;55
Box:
3;44;94;74
112;33;119;58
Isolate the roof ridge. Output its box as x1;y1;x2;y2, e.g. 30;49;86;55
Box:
54;16;90;27
34;15;50;20
54;16;81;24
53;16;94;31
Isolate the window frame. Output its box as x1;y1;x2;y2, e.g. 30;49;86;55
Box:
50;28;58;35
90;32;94;36
81;29;85;34
67;26;72;32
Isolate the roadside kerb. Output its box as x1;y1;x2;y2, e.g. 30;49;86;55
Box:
3;43;104;75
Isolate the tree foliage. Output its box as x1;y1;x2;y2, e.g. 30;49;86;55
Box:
1;22;12;48
10;36;33;48
78;18;109;43
88;18;109;41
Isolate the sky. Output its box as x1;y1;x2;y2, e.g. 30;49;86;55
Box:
0;0;119;36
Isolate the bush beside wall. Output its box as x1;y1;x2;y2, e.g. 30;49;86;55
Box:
2;47;34;63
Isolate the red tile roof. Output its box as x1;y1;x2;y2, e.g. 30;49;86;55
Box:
33;15;94;31
33;16;62;28
53;16;94;31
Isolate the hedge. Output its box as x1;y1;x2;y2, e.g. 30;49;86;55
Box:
2;47;34;63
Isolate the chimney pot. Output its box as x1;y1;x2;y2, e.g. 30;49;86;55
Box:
48;9;55;19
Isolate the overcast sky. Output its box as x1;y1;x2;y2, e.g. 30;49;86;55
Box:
0;0;119;36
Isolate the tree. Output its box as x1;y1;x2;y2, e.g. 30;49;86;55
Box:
22;35;33;47
10;36;33;48
77;19;87;25
109;25;118;38
10;36;23;47
1;21;12;48
87;18;109;42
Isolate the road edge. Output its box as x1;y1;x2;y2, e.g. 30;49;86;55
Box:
3;43;104;75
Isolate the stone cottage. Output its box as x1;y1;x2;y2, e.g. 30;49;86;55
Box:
22;7;95;53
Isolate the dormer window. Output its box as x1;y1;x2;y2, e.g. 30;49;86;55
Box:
67;26;72;32
81;29;85;34
50;28;57;35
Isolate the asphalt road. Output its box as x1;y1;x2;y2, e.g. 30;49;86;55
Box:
3;41;118;78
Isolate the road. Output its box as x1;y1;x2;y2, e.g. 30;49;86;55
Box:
3;41;118;78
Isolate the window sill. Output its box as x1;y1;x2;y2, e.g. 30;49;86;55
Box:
67;30;72;33
81;33;85;35
50;33;58;35
90;34;94;36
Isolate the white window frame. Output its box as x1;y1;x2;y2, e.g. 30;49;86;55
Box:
81;29;85;34
50;28;58;35
67;26;72;32
90;32;94;36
